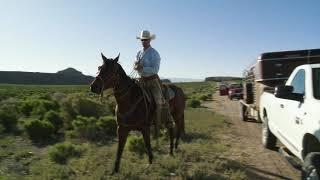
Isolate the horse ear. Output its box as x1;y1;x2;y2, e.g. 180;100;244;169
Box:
114;53;120;63
101;53;108;62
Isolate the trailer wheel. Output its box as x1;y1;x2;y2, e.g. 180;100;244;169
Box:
262;116;277;150
240;103;248;121
302;152;320;180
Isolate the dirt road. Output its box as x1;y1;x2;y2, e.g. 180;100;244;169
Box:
203;92;300;180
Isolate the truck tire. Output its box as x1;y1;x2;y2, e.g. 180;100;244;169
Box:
302;152;320;180
262;116;277;150
240;103;248;121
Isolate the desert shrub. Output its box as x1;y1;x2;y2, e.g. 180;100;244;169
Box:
73;98;104;117
29;93;52;101
199;94;209;101
0;110;18;132
0;93;9;102
49;142;83;164
24;118;55;141
107;101;116;116
97;116;117;136
30;104;48;118
61;94;110;120
51;93;67;102
71;115;117;141
60;99;76;128
72;116;98;140
21;99;59;117
0;99;20;132
187;99;201;108
20;101;34;116
43;110;64;132
0;124;4;134
126;135;146;156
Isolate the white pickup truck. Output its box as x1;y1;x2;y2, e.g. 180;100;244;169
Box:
260;64;320;179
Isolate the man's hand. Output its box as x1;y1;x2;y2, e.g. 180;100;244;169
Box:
134;62;143;71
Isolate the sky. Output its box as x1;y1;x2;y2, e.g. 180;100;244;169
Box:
0;0;320;79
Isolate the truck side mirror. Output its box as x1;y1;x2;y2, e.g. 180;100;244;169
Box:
275;85;304;102
274;85;293;98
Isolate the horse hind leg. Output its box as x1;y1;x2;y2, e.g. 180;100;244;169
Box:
173;114;181;150
142;127;153;164
169;126;174;155
175;124;180;150
112;126;129;174
165;121;174;156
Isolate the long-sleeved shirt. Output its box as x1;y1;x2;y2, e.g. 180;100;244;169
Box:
135;47;161;77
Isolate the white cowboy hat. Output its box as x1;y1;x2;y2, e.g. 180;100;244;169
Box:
136;30;156;40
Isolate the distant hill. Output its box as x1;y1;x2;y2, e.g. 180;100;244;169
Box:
205;76;242;82
160;79;172;83
0;68;94;85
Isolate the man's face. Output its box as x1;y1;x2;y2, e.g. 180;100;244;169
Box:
141;39;151;48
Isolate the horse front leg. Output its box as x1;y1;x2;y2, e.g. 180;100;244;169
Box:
142;127;153;164
112;126;129;174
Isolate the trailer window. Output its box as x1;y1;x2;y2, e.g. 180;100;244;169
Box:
313;68;320;100
229;84;242;89
290;70;305;95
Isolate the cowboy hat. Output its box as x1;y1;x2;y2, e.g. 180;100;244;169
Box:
136;30;156;40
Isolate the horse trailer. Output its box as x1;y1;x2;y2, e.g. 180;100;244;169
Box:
240;48;320;122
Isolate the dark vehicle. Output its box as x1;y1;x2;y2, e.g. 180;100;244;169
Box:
228;83;243;100
219;84;229;96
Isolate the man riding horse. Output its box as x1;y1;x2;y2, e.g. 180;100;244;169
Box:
90;30;185;173
134;30;173;136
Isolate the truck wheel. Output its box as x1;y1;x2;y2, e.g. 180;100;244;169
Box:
262;116;277;150
240;103;248;121
302;152;320;180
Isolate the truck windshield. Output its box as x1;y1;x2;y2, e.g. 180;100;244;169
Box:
313;68;320;100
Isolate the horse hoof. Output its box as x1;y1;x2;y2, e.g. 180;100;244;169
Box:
110;170;119;176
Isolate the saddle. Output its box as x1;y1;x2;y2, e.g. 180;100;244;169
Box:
162;83;176;101
140;83;176;104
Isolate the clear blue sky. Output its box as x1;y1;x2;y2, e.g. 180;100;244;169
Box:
0;0;319;79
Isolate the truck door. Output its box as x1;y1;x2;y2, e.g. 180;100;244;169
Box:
283;69;306;154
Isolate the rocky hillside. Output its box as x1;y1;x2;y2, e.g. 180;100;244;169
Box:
0;68;94;85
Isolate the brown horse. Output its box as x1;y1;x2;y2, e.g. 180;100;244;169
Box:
90;53;185;173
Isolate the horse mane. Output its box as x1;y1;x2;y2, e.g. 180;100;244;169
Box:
116;62;137;84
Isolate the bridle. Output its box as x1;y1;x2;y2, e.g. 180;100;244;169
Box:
95;64;133;100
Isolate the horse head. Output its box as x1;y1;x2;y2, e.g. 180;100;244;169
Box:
90;53;120;94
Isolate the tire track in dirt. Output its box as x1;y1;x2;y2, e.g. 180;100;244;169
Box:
203;92;300;180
